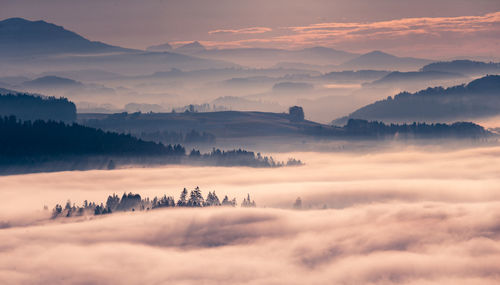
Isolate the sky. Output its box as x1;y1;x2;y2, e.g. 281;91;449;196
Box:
1;0;500;58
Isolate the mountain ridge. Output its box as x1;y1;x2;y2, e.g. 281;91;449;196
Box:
0;17;135;57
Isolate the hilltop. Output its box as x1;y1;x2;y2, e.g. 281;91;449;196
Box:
334;75;500;124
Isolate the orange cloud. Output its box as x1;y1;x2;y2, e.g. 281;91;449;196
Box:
209;27;272;35
197;12;500;58
286;12;500;41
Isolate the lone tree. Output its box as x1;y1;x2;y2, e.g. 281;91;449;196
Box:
293;197;302;210
177;188;188;207
188;186;204;207
241;193;256;208
288;106;304;122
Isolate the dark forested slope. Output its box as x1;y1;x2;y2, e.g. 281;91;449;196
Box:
334;75;500;124
0;93;76;122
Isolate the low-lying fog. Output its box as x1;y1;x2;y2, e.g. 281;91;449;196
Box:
1;146;500;284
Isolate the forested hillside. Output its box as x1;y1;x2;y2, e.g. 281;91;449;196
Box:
0;93;76;122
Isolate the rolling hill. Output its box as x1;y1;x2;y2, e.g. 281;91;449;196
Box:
338;51;431;71
421;60;500;76
333;75;500;125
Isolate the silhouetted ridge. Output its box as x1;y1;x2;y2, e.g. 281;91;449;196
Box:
0;93;76;122
21;76;84;89
369;70;464;85
421;60;500;75
339;50;430;71
0;17;131;56
146;42;173;52
343;119;487;139
334;75;500;123
0;116;177;157
0;116;298;174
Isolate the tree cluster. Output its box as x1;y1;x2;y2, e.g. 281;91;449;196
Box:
0;116;300;169
241;194;256;208
188;148;300;167
288;106;305;122
344;119;487;139
51;187;246;219
0;115;184;158
139;129;216;145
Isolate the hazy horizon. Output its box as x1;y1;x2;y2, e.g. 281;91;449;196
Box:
1;0;499;59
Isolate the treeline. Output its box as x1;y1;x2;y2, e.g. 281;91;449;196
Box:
171;103;227;113
139;129;216;145
0;115;183;158
343;119;488;138
189;148;302;167
306;118;488;139
51;187;257;218
0;116;299;171
0;93;76;122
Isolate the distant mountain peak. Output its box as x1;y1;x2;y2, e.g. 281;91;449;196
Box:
362;50;395;58
22;76;83;88
175;41;206;53
339;50;431;71
188;41;204;47
0;17;132;57
146;42;173;52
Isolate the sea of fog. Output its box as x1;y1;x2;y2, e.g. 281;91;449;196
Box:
1;146;500;284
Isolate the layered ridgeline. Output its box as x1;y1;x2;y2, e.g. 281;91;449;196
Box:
0;18;235;73
0;91;76;122
421;60;500;76
79;107;490;141
334;75;500;125
0;116;293;174
0;17;131;57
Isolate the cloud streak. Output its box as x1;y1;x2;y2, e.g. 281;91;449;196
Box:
203;12;500;58
209;26;272;35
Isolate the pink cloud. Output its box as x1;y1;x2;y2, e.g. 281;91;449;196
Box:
195;12;500;58
209;27;272;35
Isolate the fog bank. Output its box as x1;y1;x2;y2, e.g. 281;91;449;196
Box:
0;146;499;284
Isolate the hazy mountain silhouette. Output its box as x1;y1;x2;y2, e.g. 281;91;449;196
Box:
272;82;314;92
339;51;431;71
21;76;84;89
333;75;500;124
146;42;173;52
321;70;389;81
421;60;500;76
13;76;116;101
368;71;466;86
0;76;31;86
0;18;236;73
184;46;358;68
174;41;206;54
38;69;124;82
0;17;134;57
